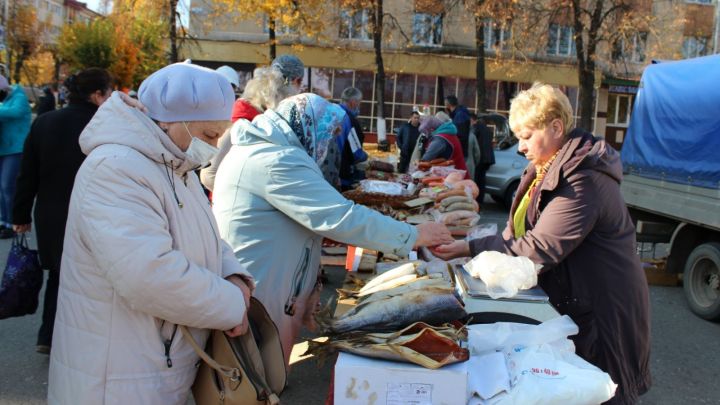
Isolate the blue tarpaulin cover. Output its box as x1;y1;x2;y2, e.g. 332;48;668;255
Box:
621;54;720;189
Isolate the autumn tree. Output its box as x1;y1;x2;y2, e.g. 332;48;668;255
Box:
507;0;673;130
59;8;165;88
114;0;186;64
209;0;329;62
443;0;514;113
6;3;50;84
337;0;390;140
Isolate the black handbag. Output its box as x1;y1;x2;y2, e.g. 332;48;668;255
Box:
0;234;43;319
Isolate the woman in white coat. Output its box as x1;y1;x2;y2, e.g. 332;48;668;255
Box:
213;93;453;367
48;63;254;405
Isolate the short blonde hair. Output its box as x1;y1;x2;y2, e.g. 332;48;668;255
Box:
509;82;574;136
242;67;293;111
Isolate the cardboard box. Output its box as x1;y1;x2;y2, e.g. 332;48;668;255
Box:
334;352;468;405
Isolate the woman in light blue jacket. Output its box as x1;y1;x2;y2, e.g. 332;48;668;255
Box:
0;76;32;237
213;94;453;366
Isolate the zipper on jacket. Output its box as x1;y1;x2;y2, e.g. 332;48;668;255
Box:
160;321;178;368
285;240;313;316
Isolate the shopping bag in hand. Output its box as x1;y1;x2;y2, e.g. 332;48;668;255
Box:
0;235;43;319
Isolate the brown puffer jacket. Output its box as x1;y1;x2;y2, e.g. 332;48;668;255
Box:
470;128;651;405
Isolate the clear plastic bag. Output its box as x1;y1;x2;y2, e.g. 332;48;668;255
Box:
466;223;497;241
463;251;539;299
359;179;405;196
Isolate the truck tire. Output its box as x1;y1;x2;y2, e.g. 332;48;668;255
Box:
683;242;720;321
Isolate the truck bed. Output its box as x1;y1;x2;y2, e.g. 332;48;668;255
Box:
621;174;720;232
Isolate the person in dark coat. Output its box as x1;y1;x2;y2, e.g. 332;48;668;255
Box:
445;95;471;157
419;113;469;178
338;86;368;190
36;86;56;116
432;83;651;405
396;110;420;173
12;68;113;354
470;113;496;204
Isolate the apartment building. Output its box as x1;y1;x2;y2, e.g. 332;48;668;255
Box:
4;0;100;42
186;0;718;148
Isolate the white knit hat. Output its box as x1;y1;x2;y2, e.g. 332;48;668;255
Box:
138;62;234;122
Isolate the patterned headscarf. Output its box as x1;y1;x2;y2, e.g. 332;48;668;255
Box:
275;93;346;168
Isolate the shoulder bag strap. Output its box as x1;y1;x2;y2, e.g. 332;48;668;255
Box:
179;326;242;381
179;326;281;405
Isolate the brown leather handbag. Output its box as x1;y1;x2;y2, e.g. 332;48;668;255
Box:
180;297;287;405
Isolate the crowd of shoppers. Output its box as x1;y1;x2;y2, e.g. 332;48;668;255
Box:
0;54;649;405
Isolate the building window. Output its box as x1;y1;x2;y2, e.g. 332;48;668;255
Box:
612;32;647;63
413;13;443;46
682;36;709;58
51;3;62;15
547;24;576;57
339;9;370;41
607;94;633;126
483;19;511;52
262;15;295;36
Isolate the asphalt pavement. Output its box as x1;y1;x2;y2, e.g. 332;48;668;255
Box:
1;201;719;404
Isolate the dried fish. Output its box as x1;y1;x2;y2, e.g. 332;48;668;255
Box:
306;322;469;369
359;262;419;292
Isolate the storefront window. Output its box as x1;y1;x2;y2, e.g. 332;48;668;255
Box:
394;74;415;105
332;70;354;100
484;80;498;111
353;71;374;103
415;75;437;110
607;93;633;126
497;81;520;112
457;78;477;110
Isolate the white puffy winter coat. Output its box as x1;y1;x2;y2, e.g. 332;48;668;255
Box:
48;93;252;405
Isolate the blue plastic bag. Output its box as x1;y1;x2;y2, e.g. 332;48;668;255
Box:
0;235;42;319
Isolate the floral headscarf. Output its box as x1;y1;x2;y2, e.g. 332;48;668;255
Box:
274;93;346;168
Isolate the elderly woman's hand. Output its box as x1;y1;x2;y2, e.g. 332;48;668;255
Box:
224;275;253;337
430;240;471;260
413;222;454;249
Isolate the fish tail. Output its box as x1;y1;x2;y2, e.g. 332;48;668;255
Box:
336;288;357;300
346;273;366;287
314;302;336;334
303;339;335;366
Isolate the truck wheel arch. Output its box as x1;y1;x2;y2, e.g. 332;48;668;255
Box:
667;223;720;273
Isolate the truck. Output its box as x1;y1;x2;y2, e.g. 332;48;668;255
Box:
621;54;720;321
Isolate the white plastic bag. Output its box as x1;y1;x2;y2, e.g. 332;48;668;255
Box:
466;223;497;241
466;316;617;405
463;251;538;299
359;179;405;196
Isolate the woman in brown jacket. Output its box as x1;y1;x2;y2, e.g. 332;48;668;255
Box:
434;83;651;404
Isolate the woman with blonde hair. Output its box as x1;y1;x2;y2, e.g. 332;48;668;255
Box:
201;58;301;191
433;82;651;404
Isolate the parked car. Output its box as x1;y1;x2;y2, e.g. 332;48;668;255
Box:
480;113;528;208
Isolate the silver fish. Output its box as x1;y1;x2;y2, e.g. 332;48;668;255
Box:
356;276;452;304
358;262;420;293
319;287;467;334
